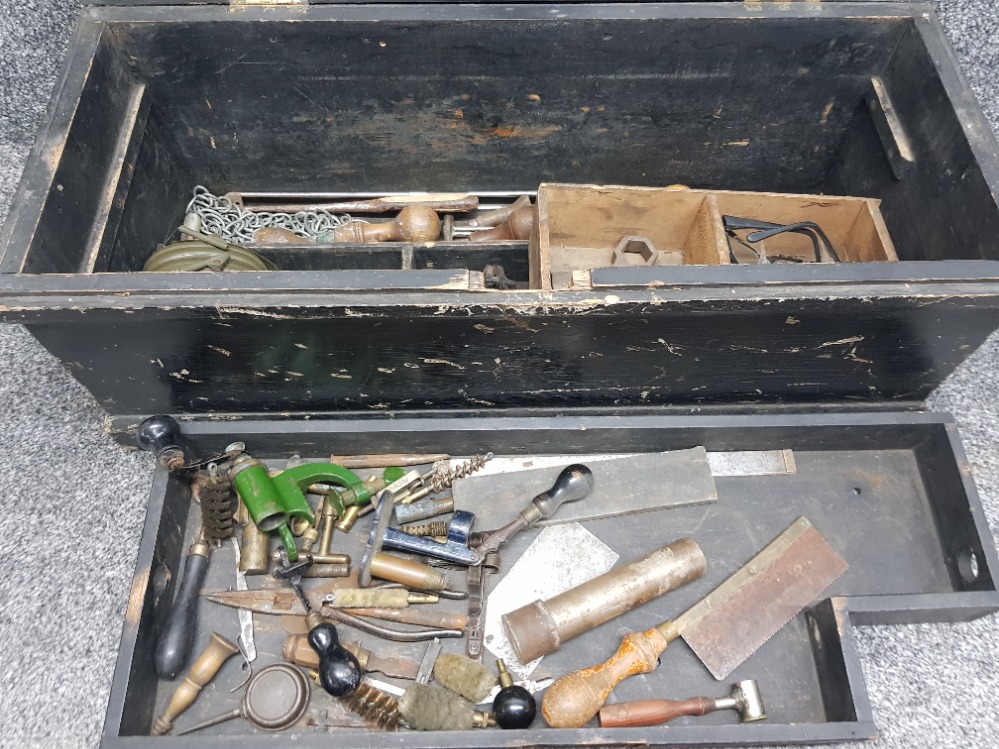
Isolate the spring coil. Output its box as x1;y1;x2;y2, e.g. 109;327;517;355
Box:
428;452;494;494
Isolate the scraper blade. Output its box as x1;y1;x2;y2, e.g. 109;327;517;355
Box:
678;516;848;680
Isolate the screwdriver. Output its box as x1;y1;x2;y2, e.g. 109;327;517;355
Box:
273;547;362;697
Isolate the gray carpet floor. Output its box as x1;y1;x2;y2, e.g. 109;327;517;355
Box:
2;1;999;747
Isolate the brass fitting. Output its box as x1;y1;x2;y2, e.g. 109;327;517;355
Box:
370;553;449;591
335;505;361;533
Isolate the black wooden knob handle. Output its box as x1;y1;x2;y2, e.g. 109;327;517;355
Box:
494;684;537;729
136;415;186;469
532;464;595;520
308;622;362;696
155;549;210;679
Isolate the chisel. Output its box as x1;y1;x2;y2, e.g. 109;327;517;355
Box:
541;517;847;728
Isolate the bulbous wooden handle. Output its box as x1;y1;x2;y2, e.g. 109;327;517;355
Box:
599;697;712;727
469;205;534;242
540;627;669;728
331;206;441;243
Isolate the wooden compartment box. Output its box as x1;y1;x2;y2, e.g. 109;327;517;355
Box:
2;3;999;420
532;184;899;289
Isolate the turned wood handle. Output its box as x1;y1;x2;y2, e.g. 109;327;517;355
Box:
331;205;441;243
469;205;534;242
599;697;713;727
541;627;670;728
151;632;239;735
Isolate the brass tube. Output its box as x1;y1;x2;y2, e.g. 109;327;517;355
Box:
502;538;706;663
370;553;449;591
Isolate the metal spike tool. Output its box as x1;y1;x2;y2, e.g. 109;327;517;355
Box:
541;517;848;728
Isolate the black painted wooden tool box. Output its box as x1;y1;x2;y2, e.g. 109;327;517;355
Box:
3;3;999;419
2;2;999;748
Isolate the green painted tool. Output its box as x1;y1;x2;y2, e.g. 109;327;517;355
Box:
229;453;373;562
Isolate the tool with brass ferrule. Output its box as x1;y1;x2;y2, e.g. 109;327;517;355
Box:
272;547;362;697
155;527;212;680
541;517;847;728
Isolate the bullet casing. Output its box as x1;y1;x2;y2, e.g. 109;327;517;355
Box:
502;538;706;663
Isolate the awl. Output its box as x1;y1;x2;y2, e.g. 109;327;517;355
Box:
541;517;847;728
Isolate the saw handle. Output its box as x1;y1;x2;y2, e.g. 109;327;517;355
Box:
599;697;714;728
541;627;670;728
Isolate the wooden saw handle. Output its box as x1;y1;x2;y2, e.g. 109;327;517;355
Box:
541;627;671;728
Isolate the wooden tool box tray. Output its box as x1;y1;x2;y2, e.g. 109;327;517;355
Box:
105;411;999;748
6;3;999;418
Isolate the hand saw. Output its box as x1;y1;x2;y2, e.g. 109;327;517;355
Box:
540;516;847;728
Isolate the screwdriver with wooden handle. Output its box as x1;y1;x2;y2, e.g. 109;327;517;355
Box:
541;517;847;728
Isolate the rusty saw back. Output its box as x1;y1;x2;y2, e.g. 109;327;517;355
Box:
676;516;848;680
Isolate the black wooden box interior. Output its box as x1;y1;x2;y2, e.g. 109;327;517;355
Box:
106;412;999;748
9;5;999;274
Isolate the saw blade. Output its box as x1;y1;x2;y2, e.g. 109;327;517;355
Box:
676;516;847;680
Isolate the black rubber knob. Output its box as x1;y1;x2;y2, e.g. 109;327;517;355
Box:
155;550;210;679
136;415;185;467
493;684;536;729
308;622;362;697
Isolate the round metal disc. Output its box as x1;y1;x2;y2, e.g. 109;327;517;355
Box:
241;663;310;731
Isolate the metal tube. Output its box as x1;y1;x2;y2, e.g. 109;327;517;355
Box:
502;538;706;663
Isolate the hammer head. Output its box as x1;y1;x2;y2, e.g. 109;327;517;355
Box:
732;679;767;722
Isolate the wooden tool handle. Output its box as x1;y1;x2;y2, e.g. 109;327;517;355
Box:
599;697;713;727
541;628;670;728
332;205;441;243
468;205;534;242
151;632;239;735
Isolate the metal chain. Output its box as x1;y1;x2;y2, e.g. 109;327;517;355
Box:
184;186;355;244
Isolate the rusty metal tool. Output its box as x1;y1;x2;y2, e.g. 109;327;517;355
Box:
230;193;479;214
599;679;766;728
204;587;436;614
541;517;847;728
329;453;450;469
